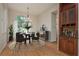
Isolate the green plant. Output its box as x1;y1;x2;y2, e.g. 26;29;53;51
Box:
9;25;13;36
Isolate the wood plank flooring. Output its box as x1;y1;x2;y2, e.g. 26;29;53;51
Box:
0;41;68;56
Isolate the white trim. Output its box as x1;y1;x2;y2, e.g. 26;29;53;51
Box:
0;41;7;54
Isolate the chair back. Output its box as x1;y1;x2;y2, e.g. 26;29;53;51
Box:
31;32;35;39
36;32;40;37
16;32;25;42
36;32;40;39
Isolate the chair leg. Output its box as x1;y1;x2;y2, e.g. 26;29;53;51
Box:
15;42;17;48
18;43;21;49
29;39;32;44
24;40;26;45
37;39;39;43
29;39;31;44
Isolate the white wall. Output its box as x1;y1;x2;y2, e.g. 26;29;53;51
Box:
37;9;51;31
0;3;8;53
38;4;59;42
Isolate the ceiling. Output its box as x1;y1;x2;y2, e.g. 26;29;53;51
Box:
8;3;57;16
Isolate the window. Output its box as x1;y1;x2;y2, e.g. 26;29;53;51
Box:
16;16;32;33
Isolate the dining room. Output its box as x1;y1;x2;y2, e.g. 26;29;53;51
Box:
0;3;68;56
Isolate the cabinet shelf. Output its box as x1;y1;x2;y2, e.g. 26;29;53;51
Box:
62;23;75;27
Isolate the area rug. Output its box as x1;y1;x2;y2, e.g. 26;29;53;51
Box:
8;40;46;51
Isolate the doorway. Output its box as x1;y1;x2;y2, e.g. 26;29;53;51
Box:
51;11;58;44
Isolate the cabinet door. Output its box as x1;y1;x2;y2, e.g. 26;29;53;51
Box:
68;5;75;23
62;11;67;24
67;38;77;56
59;37;68;52
63;39;68;52
74;39;78;55
68;40;74;55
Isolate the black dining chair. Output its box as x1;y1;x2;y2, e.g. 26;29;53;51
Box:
36;32;40;42
31;32;40;42
15;32;26;49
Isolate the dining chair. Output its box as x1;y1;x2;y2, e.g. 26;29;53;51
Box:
15;32;26;49
31;32;40;42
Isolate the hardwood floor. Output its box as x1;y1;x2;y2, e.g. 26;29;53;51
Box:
0;41;68;56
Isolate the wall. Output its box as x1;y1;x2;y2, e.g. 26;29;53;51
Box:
0;3;8;53
38;4;59;42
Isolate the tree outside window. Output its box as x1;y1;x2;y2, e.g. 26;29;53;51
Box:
16;16;32;33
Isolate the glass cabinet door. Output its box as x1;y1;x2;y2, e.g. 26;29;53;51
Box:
68;7;75;23
62;11;67;24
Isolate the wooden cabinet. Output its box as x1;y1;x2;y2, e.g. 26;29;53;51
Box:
59;3;78;56
59;36;77;56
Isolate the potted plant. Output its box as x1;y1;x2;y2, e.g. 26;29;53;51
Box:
9;25;13;41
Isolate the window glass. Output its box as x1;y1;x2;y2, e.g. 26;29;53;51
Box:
16;16;32;33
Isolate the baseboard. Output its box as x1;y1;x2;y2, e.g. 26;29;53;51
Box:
51;41;57;43
0;42;7;55
48;39;56;42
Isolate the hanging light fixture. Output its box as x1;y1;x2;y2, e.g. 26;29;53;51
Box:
25;5;32;33
27;7;29;19
26;6;31;21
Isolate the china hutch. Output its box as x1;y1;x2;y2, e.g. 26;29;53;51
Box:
59;3;78;56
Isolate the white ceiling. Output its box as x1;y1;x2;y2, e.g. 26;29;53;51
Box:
8;3;57;16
